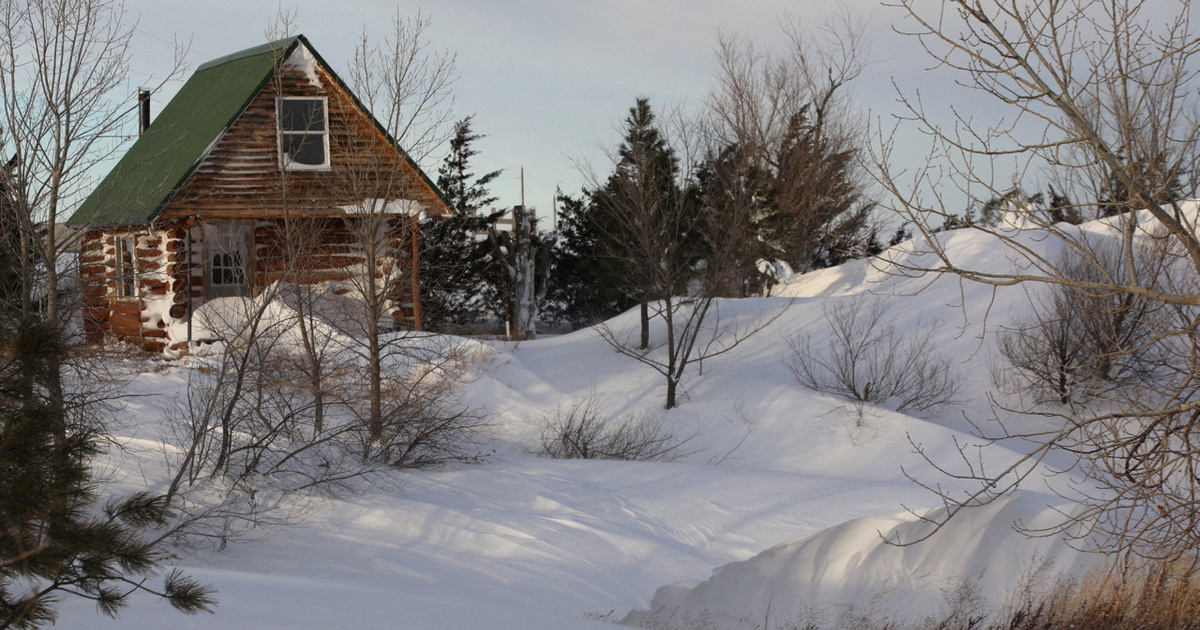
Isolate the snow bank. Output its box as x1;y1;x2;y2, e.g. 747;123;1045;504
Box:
53;212;1150;629
624;493;1093;629
185;294;351;350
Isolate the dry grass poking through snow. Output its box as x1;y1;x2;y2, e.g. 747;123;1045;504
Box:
903;559;1200;630
991;559;1200;630
893;560;1200;630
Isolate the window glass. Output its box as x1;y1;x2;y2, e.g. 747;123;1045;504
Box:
282;133;326;166
115;236;135;298
279;97;329;169
205;223;252;298
281;99;326;132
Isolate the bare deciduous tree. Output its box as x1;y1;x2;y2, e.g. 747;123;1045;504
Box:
996;240;1165;407
159;293;490;548
0;0;183;434
335;12;458;448
874;0;1200;562
587;99;788;409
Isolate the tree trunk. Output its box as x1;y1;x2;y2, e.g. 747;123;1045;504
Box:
640;300;649;349
295;294;326;437
368;332;382;442
664;297;677;409
512;205;537;340
367;263;384;443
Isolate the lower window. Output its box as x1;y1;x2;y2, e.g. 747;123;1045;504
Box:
204;222;252;299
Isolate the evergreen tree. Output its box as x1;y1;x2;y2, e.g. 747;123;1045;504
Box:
544;191;635;327
584;98;777;408
419;210;502;331
435;115;502;217
422;115;504;331
768;108;872;271
1046;184;1083;225
608;99;684;211
979;187;1044;227
591;98;701;346
0;170;213;630
1096;151;1185;218
547;99;709;334
695;143;774;296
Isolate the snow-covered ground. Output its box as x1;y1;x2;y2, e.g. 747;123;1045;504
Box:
55;223;1110;629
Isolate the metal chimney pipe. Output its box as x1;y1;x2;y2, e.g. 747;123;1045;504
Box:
138;89;150;135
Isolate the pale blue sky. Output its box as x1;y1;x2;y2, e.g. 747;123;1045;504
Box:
118;0;955;223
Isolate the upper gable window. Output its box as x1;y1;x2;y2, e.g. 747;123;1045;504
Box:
278;97;330;170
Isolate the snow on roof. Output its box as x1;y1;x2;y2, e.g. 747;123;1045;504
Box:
338;198;426;217
283;42;322;89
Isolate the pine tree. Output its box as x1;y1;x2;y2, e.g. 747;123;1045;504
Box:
0;171;213;629
422;115;504;331
435;115;502;217
591;98;701;346
0;334;216;629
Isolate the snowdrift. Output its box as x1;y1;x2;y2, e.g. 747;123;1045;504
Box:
53;213;1162;629
623;493;1092;629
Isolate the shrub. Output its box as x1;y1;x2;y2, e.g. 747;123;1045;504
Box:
786;295;960;416
996;242;1165;407
536;394;690;462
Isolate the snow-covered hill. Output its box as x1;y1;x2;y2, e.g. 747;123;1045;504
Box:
55;222;1104;629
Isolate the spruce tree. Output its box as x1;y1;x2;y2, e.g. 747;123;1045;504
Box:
435;115;502;217
422;115;504;330
593;98;700;346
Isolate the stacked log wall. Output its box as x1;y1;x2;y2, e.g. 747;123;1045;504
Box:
79;220;200;352
79;231;111;344
253;215;420;328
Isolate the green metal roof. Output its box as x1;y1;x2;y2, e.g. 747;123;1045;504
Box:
69;36;303;228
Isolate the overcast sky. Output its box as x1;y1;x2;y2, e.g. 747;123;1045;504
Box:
119;0;955;223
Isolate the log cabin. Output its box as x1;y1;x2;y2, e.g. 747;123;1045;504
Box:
68;35;451;352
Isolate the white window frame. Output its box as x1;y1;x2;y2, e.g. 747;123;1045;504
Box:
277;96;331;171
114;235;136;298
